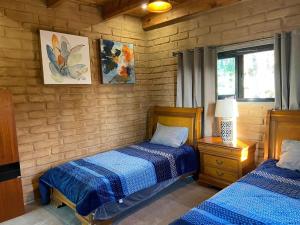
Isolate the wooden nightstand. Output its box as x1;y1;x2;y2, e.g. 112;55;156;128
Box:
198;137;256;189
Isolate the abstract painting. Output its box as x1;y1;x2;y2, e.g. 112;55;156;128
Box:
100;39;135;84
40;30;91;84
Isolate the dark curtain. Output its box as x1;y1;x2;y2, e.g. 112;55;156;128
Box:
176;47;217;136
275;30;300;110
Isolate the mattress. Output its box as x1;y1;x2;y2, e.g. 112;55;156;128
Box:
171;159;300;225
39;141;198;218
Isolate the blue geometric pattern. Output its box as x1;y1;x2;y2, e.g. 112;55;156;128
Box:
130;144;178;177
39;141;197;216
251;170;300;187
180;208;224;225
198;201;265;224
171;160;300;225
71;159;124;200
239;160;300;199
84;150;157;196
117;145;173;182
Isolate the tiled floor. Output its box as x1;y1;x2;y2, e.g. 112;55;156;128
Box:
2;178;218;225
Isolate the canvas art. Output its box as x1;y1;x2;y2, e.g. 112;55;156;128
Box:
40;30;91;84
100;39;135;84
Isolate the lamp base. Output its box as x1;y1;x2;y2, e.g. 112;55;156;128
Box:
220;119;234;143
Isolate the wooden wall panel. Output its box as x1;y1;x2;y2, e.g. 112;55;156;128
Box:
0;90;19;165
0;178;24;222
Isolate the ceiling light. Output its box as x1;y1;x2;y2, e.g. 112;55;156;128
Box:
147;0;172;13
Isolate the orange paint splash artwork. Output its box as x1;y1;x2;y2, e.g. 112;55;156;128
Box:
100;39;135;84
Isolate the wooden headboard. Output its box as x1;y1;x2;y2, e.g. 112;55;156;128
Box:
148;106;203;148
264;110;300;160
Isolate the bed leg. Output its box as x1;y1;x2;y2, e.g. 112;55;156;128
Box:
51;189;113;225
76;213;91;225
51;198;65;208
75;213;94;225
75;214;114;225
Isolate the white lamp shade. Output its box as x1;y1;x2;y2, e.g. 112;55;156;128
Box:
215;99;239;118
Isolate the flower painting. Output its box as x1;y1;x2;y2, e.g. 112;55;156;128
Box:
40;30;91;84
100;39;135;84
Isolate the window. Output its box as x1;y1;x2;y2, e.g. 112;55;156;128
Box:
217;44;275;101
217;57;236;97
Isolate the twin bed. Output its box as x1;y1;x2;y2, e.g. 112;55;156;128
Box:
39;106;202;225
172;110;300;225
39;107;300;225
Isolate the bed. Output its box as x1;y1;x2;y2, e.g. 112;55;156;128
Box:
171;110;300;225
39;106;202;225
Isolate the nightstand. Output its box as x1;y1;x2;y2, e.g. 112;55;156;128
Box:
198;137;256;189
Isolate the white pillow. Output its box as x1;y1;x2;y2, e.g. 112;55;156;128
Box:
150;123;189;148
276;140;300;171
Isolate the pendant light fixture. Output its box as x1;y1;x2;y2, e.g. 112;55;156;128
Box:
147;0;172;13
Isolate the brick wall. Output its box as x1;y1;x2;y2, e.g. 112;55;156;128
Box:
145;0;300;162
0;0;150;203
1;0;300;204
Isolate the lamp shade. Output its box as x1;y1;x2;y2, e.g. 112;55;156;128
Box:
215;99;239;118
147;0;172;13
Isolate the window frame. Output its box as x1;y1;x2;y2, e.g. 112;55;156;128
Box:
217;44;275;102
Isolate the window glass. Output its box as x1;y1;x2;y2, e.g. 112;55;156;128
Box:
243;50;274;98
217;57;236;96
217;44;275;102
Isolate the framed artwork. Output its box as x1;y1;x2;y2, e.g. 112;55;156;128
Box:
100;39;135;84
40;30;92;84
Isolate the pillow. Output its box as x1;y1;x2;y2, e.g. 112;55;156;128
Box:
150;123;189;148
276;139;300;171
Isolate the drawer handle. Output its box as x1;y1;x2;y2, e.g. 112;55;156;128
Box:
216;171;224;176
216;159;224;165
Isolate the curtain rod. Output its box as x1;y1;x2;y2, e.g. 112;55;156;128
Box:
172;49;193;56
172;37;274;57
172;48;204;57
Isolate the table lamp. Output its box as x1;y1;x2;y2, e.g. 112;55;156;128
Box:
215;99;239;143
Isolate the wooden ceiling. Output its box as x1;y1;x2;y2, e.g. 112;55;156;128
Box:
47;0;242;30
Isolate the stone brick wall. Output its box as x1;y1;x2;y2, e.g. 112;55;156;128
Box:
145;0;300;162
1;0;300;204
0;0;149;203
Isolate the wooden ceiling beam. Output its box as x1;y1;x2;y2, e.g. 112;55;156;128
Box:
101;0;147;20
142;0;242;30
47;0;66;8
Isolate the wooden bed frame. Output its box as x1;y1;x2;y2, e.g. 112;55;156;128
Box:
264;110;300;160
148;106;202;148
51;106;203;225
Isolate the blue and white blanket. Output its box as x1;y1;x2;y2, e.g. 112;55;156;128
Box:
39;142;197;216
171;160;300;225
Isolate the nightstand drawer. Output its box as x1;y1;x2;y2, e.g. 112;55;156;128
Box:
198;137;256;188
203;166;238;183
203;154;238;171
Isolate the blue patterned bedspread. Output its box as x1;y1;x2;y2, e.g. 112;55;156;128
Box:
171;160;300;225
39;142;197;216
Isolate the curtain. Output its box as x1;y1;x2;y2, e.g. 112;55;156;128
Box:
176;47;217;136
176;48;201;107
275;29;300;110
